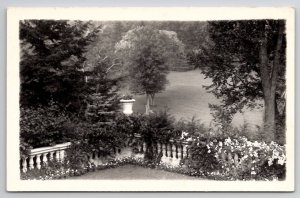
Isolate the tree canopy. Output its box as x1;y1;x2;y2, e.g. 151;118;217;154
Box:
20;20;99;113
202;20;286;143
115;26;188;113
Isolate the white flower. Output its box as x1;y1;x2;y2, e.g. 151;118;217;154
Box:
273;150;280;158
251;171;256;175
219;142;223;147
253;151;258;158
268;159;273;166
208;150;211;153
253;141;259;147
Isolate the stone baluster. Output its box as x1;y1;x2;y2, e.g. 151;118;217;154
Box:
167;144;171;158
221;151;226;161
157;142;161;154
172;144;177;159
55;150;60;162
228;152;233;163
28;156;34;170
60;150;65;162
182;145;187;158
49;152;54;161
136;142;140;152
162;144;166;157
153;142;157;154
36;154;41;169
140;142;143;153
22;157;28;173
94;152;99;166
177;145;182;159
142;142;147;153
88;153;94;164
42;153;48;165
234;153;239;165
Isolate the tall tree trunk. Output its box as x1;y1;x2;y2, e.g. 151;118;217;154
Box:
263;93;276;142
259;21;284;142
150;94;155;106
145;94;151;115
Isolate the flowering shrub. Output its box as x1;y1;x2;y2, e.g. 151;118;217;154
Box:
208;137;286;180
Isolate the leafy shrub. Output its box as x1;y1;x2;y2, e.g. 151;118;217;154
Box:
141;111;177;162
174;116;210;141
140;110;178;142
184;140;220;177
20;102;70;153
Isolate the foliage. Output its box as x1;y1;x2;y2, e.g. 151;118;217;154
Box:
139;110;178;142
84;60;121;123
21;133;286;181
208;137;286;180
175;116;209;141
121;94;134;100
202;20;286;142
208;104;236;138
184;141;221;176
20;102;70;153
203;20;285;111
115;26;188;112
20;20;100;113
113;111;178;163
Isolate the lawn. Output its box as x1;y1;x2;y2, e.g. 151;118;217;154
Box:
126;69;263;128
69;165;200;180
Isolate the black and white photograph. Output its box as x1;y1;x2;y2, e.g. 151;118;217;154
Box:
6;7;295;191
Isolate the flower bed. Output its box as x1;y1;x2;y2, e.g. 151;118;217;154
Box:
208;137;286;180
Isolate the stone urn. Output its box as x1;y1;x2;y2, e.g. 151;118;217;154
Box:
120;99;135;115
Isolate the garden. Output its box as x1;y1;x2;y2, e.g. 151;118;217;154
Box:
19;20;286;181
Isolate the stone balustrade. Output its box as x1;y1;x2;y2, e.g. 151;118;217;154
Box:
20;142;71;173
220;151;240;166
20;136;193;172
85;137;192;168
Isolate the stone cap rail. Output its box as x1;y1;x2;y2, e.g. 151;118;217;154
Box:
30;142;71;156
133;133;194;145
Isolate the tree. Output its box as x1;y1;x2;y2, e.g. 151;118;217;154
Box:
20;20;99;114
84;59;121;124
202;20;286;143
115;26;187;114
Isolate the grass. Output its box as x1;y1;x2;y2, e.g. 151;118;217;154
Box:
69;164;200;180
123;69;263;128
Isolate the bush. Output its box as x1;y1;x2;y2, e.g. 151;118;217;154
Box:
184;141;220;177
20;102;70;154
209;137;286;180
139;110;178;163
174;116;210;141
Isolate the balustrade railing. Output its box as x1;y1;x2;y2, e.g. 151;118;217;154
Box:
20;142;71;173
20;136;212;173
